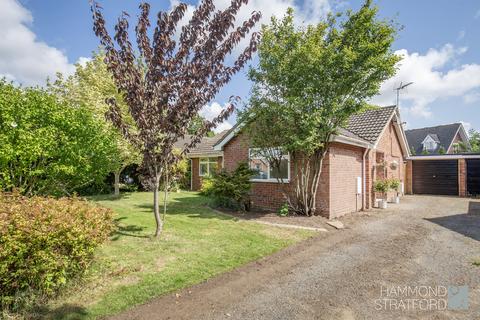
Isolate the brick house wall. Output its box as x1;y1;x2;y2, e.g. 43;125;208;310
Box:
328;143;364;218
448;131;464;154
373;121;405;203
222;132;363;217
191;116;407;217
223;133;292;211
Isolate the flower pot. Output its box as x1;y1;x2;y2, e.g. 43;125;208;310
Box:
378;199;388;209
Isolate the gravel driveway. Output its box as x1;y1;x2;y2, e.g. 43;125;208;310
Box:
112;196;480;320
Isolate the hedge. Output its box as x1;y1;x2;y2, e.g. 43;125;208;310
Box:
0;193;114;308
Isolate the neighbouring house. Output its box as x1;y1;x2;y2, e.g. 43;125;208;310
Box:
182;106;410;219
403;123;480;197
405;123;470;155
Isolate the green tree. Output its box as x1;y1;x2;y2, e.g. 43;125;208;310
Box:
438;146;446;154
49;52;141;196
240;2;400;215
0;80;118;195
469;129;480;152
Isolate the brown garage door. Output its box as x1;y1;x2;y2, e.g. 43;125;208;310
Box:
467;159;480;196
412;160;458;195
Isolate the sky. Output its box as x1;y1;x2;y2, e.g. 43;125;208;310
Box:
1;0;480;133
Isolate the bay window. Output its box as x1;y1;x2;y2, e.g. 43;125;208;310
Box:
199;157;218;176
249;148;290;182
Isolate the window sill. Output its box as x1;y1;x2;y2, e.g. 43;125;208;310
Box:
250;179;290;183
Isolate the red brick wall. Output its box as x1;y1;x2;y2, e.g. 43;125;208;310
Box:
373;121;405;202
223;133;292;211
448;131;463;154
328;143;364;218
458;159;466;196
405;160;413;194
191;158;201;191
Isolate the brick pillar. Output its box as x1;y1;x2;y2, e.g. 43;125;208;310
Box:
405;160;413;194
364;150;374;210
458;159;467;197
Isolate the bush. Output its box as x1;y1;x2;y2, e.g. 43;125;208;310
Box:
0;192;114;309
277;203;289;217
373;179;390;194
202;163;255;211
389;178;401;192
0;80;119;196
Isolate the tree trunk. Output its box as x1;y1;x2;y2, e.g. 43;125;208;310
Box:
114;170;120;196
153;173;163;238
163;168;169;222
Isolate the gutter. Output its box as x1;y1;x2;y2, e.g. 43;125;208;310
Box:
408;154;480;160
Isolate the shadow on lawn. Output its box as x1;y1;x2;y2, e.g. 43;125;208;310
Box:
133;195;237;221
87;192;132;202
425;201;480;242
112;217;149;241
32;303;88;320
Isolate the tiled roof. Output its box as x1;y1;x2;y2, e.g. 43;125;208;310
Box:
345;105;397;144
174;131;228;156
210;106;398;153
405;123;462;155
337;128;371;144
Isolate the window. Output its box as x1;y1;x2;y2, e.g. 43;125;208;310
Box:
423;141;437;151
199;157;218;176
249;148;290;182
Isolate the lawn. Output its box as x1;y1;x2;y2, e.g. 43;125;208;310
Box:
41;191;313;319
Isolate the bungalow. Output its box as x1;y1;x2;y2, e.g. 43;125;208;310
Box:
183;106;410;219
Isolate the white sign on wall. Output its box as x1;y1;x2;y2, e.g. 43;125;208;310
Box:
357;177;362;194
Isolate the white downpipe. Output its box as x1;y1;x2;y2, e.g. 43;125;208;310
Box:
361;148;370;211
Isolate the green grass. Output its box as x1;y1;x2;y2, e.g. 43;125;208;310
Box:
474;259;480;266
41;191;313;319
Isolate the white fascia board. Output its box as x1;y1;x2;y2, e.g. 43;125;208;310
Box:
408;154;480;160
213;123;243;151
331;135;373;149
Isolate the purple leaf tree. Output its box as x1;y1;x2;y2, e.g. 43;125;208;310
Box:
90;0;261;237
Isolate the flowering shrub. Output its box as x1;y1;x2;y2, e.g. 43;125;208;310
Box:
0;193;114;307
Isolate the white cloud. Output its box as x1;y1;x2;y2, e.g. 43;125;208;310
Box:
0;0;76;86
169;0;332;57
76;57;91;68
475;9;480;19
200;102;233;133
371;44;480;118
457;30;465;40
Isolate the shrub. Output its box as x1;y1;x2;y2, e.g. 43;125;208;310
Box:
0;192;114;309
389;178;401;192
373;179;390;195
203;163;255;211
199;175;215;196
0;80;119;196
278;203;289;217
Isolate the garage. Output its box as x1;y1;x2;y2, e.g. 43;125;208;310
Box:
467;159;480;196
412;160;458;195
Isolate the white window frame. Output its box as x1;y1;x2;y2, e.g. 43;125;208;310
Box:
248;148;290;183
422;136;437;152
199;157;218;177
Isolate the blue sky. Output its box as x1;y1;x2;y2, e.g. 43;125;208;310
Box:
2;0;480;133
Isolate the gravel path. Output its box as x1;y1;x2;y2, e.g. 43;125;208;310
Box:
111;196;480;320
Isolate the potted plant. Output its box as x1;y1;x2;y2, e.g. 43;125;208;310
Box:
374;179;390;209
389;178;401;204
